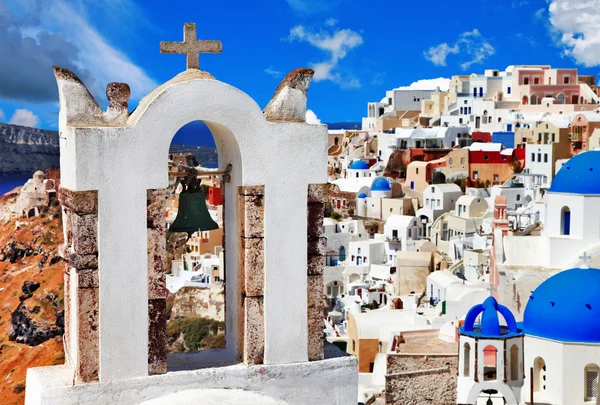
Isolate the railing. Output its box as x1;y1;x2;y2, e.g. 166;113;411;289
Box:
386;236;401;244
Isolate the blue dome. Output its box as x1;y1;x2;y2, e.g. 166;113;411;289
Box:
460;296;522;338
349;160;369;170
523;268;600;343
371;178;391;192
357;193;367;199
549;151;600;194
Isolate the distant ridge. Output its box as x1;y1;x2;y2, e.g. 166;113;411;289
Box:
325;122;361;130
0;123;59;177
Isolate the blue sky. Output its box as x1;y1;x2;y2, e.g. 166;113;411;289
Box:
0;0;600;131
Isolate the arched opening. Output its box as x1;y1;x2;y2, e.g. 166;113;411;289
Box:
534;357;547;392
339;245;346;263
530;94;539;105
557;93;565;104
585;363;599;402
510;344;519;381
326;281;344;298
522;96;529;105
561;206;571;235
483;345;497;381
349;273;361;284
165;120;226;358
463;342;471;377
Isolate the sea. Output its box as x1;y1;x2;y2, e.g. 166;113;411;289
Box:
0;176;28;196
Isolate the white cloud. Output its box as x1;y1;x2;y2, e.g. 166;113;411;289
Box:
325;18;337;27
0;108;4;122
306;109;321;125
424;29;495;71
3;0;158;104
394;78;451;92
548;0;600;67
9;109;40;127
264;66;283;78
287;24;363;88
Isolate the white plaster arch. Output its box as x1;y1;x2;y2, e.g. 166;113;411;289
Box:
466;382;519;405
56;70;327;381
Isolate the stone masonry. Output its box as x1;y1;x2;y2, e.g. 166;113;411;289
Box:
307;184;326;361
58;187;99;383
385;354;458;405
147;189;168;375
238;186;265;364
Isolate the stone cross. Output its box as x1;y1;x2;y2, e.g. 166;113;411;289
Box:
160;22;222;70
580;251;592;269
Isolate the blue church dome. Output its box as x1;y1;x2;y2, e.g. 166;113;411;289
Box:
349;160;369;170
371;178;391;192
357;193;367;199
549;151;600;194
523;268;600;343
460;296;522;338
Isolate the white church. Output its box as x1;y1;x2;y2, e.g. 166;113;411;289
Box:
457;264;600;405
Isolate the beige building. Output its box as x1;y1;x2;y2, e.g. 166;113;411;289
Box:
381;197;415;221
394;251;432;296
447;196;488;238
441;148;469;182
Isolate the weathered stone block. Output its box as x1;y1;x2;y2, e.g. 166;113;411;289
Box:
307;202;324;238
307;184;328;204
241;237;264;297
148;229;167;299
76;286;99;382
58;187;98;215
307;274;324;361
68;253;98;270
307;237;327;256
71;214;98;255
147;189;167;230
238;185;265;197
244;296;264;365
148;298;167;375
307;254;324;276
239;195;264;238
76;269;99;289
63;268;71;363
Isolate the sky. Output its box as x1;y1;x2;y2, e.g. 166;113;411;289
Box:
1;0;600;131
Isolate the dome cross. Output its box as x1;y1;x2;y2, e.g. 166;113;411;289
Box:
579;251;592;269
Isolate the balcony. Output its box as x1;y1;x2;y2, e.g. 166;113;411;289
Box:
386;236;402;245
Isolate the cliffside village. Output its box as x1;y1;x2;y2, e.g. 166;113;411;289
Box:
8;30;600;405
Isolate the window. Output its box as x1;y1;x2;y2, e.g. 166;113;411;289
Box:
357;247;361;254
538;153;542;162
538;134;542;143
460;107;464;114
561;206;571;235
517;194;521;201
463;343;471;377
479;87;483;97
531;153;535;162
459;118;463;124
460;158;465;165
510;345;519;381
484;155;489;160
534;357;547;392
507;86;511;94
564;76;570;84
483;345;498;381
524;77;530;85
352;340;356;352
437;199;441;208
494;174;499;181
468;107;472;114
585;364;599;401
534;77;540;84
544;153;548;163
473;171;479;179
449;158;453;165
552;133;556;143
416;168;419;175
498;117;502;123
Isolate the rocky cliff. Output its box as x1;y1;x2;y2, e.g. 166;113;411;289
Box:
0;124;60;177
0;192;64;404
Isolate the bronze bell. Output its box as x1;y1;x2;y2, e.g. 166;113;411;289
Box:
170;186;219;237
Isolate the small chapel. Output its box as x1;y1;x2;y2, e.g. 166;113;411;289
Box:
457;261;600;405
24;23;357;405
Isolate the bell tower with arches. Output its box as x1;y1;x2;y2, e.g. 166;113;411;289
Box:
457;296;524;405
25;23;357;405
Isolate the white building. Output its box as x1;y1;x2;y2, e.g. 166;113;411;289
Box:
383;215;419;254
416;183;463;236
